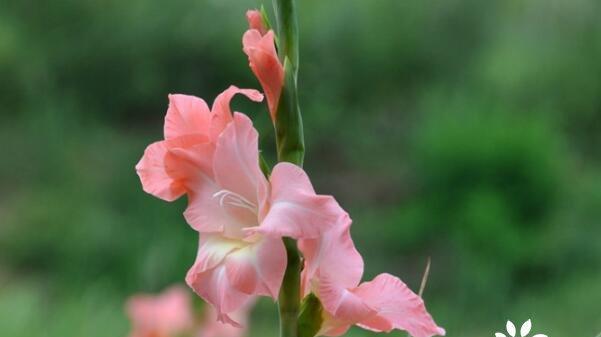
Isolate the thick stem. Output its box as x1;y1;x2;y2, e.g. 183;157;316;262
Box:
276;59;304;166
279;237;302;337
272;1;303;337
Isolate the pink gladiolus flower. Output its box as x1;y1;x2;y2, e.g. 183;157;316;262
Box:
137;90;345;325
126;286;194;337
183;113;344;324
299;218;445;337
242;15;284;121
246;10;267;36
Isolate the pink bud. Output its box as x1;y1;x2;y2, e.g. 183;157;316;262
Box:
246;10;267;36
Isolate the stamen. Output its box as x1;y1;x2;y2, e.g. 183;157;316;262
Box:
212;190;258;215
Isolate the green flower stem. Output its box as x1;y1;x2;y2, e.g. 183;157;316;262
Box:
276;58;304;166
279;237;302;337
272;1;303;337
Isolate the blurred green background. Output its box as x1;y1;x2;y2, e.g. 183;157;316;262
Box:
1;0;600;336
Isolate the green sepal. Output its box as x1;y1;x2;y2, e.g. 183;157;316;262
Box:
298;293;324;337
261;4;280;47
260;5;274;32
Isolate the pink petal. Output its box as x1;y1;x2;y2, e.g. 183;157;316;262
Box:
246;9;267;35
299;215;364;295
135;134;212;202
225;249;259;294
242;30;284;121
135;140;185;201
164;94;212;140
187;235;244;274
225;237;287;298
173;123;259;235
250;162;344;239
183;173;256;236
210;85;263;141
353;273;446;337
213;112;268;213
317;313;352;337
318;273;375;324
253;237;287;297
186;263;253;327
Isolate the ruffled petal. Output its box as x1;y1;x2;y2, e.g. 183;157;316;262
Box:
253;237;287;297
317;312;352;337
210;85;263;141
225;237;286;298
164;94;212;140
213;112;268;212
135;140;185;202
183;115;266;236
353;273;446;337
299;215;364;295
187;234;245;274
186;263;253;327
250;162;344;239
136;135;210;202
318;273;375;324
242;30;284;121
186;235;284;325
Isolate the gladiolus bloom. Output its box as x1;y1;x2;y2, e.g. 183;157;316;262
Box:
243;14;284;121
137;89;345;326
299;218;445;337
184;113;344;324
126;286;194;337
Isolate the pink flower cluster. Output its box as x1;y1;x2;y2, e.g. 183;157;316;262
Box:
134;9;444;337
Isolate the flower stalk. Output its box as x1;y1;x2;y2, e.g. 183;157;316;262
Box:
272;0;304;337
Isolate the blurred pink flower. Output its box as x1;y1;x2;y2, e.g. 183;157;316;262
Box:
197;304;250;337
126;286;251;337
299;218;445;337
242;17;283;121
126;286;194;337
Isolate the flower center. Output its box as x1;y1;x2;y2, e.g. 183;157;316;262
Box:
213;189;258;215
